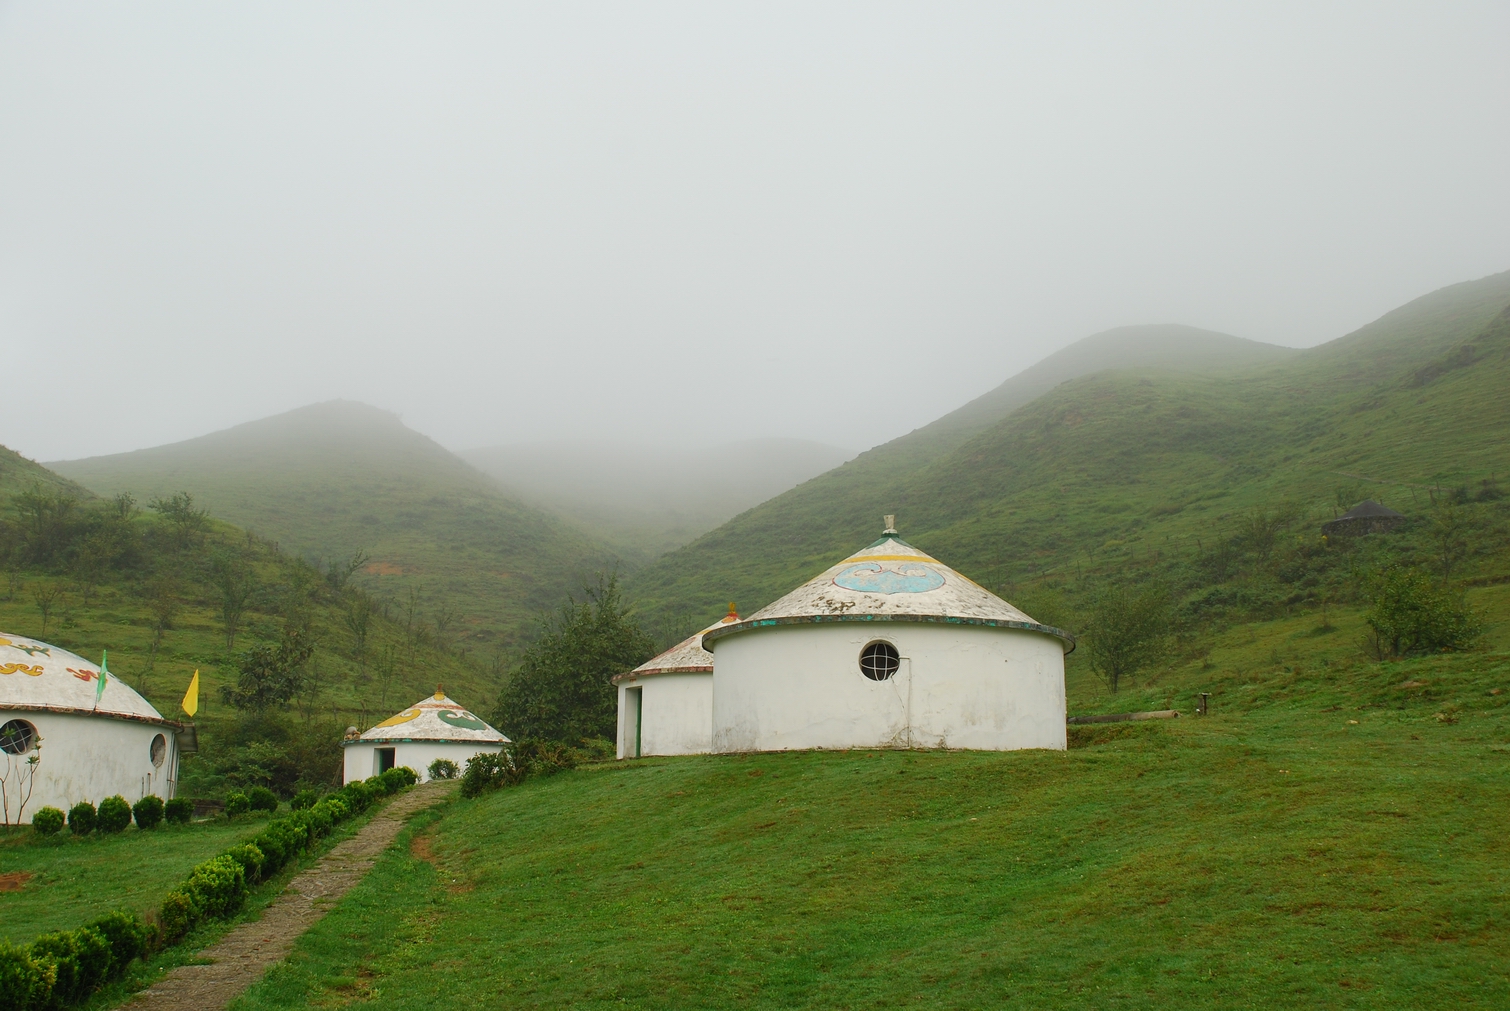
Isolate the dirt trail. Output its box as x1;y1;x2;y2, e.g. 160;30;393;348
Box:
126;781;454;1011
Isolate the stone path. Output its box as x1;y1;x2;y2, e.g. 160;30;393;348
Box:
126;781;454;1011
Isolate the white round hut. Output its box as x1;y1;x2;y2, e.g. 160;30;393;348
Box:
613;607;740;759
0;632;181;824
704;523;1074;753
343;690;507;784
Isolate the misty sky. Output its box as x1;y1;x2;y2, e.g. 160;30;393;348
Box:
2;2;1507;463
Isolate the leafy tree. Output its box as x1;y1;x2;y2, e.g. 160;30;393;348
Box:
221;628;317;715
344;594;373;660
1364;567;1481;658
31;581;63;637
148;491;209;551
214;556;256;650
494;575;657;743
1086;584;1171;693
324;549;369;596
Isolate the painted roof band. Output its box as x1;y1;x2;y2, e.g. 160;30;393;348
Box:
0;702;184;729
702;613;1077;654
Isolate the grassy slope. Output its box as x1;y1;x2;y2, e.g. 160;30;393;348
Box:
49;401;616;650
0;444;92;501
627;271;1510;636
228;594;1510;1010
0;816;270;944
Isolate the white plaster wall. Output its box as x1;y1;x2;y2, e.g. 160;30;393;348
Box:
615;673;712;759
0;711;178;824
342;740;504;785
710;622;1066;753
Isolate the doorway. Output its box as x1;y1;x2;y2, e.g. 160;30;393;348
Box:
375;747;396;775
627;687;643;758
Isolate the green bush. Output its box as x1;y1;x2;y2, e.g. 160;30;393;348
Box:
339;780;372;812
182;855;248;921
460;751;523;798
224;843;265;884
67;801;96;836
31;807;64;836
1365;567;1484;657
224;791;250;817
322;797;348;821
247;786;279;814
96;796;131;834
428;758;460;780
85;911;149;979
0;939;53;1010
290;788;318;810
164;797;193;825
132;795;164;830
514;738;579;777
29;926;111;1004
157;890;195;944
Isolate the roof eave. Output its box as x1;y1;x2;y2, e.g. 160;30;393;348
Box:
702;613;1077;654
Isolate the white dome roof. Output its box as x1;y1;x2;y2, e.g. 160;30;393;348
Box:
703;536;1074;652
0;632;171;724
354;691;509;744
612;608;740;684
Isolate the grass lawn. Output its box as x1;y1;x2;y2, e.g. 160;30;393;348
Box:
228;604;1510;1010
0;814;274;944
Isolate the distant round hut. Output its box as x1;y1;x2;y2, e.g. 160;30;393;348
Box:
0;632;182;823
612;607;740;759
343;690;506;784
1323;500;1405;537
703;522;1075;753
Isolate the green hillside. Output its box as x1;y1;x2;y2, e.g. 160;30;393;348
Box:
0;457;497;796
229;590;1510;1010
0;444;91;500
627;271;1510;637
49;401;618;651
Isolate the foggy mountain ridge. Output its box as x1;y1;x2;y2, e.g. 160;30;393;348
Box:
460;437;855;561
48;399;618;648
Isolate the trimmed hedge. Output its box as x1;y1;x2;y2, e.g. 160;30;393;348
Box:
247;786;279;814
0;778;411;1009
67;802;96;836
32;807;64;836
132;796;164;830
164;797;193;825
96;796;131;834
224;792;250;818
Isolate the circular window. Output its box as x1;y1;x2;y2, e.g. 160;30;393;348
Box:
859;641;900;681
0;720;37;755
150;733;167;768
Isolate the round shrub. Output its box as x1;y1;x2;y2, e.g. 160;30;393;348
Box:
322;797;348;822
29;926;110;1004
247;786;279;814
68;801;97;836
290;788;318;811
0;939;53;1009
85;911;148;978
132;795;164;830
182;855;247;920
164;797;193;825
96;796;132;834
339;780;372;811
427;758;460;780
158;890;195;944
224;791;250;818
379;766;413;794
31;807;64;836
224;843;265;884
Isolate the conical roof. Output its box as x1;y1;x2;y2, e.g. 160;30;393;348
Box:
356;691;509;744
1337;499;1403;520
702;535;1073;651
612;607;740;684
0;632;172;725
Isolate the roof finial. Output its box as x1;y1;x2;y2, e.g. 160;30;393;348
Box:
434;683;444;700
883;514;897;535
728;601;738;617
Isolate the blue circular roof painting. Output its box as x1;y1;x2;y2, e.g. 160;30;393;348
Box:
833;562;945;594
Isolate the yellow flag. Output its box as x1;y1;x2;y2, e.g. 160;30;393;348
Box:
182;670;200;718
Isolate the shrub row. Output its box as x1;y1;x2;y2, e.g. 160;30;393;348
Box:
2;769;415;1009
31;795;193;837
0;911;150;1010
223;785;279;818
459;740;575;799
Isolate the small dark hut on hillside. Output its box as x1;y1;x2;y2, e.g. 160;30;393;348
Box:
1323;500;1405;537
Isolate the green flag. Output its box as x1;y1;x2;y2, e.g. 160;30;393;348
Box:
96;650;108;706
